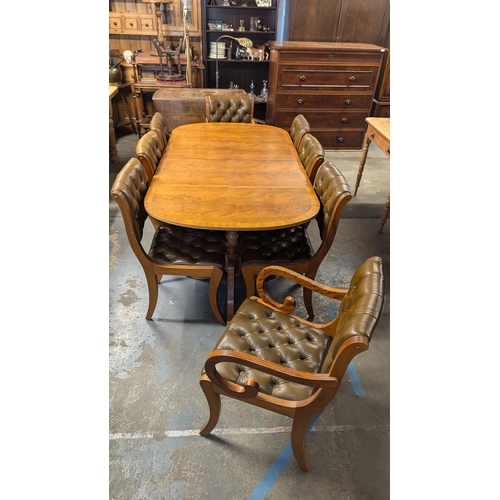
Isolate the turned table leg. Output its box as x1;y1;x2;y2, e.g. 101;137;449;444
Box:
354;135;371;196
379;191;390;234
225;230;239;322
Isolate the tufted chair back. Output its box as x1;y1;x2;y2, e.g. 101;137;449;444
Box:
290;114;310;150
136;130;163;182
199;256;385;472
239;160;352;319
150;112;169;150
206;94;255;123
111;158;227;325
297;133;325;183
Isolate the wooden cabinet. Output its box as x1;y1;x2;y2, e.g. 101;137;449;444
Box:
202;1;280;120
265;41;386;150
109;1;202;59
286;0;390;121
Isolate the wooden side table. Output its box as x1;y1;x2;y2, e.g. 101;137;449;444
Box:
354;117;390;233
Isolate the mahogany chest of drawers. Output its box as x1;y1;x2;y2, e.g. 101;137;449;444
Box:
265;42;386;150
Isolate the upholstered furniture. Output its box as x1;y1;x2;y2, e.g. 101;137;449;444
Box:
110;158;227;325
297;133;325;183
149;112;170;150
199;256;385;471
206;94;255;123
239;160;351;320
135;129;163;182
289;114;310;151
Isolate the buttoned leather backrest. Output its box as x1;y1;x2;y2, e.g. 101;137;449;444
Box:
150;112;169;150
136;130;163;181
313;161;351;243
321;256;384;375
297;133;324;182
290;114;310;150
207;94;254;123
111;158;149;244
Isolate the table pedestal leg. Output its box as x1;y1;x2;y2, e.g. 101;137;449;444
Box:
379;191;390;234
354;136;371;196
225;230;239;322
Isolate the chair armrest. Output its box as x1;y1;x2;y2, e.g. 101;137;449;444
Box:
204;349;340;399
255;265;348;313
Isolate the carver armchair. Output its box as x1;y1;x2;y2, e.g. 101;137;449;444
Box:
199;256;385;471
111;158;227;325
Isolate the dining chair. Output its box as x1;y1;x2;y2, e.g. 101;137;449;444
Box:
135;129;163;182
239;160;352;320
110;158;227;325
297;133;325;183
199;256;385;471
290;114;310;151
206;94;255;123
135;130;163;182
149;112;169;150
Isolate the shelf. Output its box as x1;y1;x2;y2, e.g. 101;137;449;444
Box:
206;6;276;10
206;30;275;34
207;59;269;63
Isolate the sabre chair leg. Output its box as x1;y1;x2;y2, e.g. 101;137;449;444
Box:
290;411;315;472
209;268;225;325
242;267;257;298
145;272;159;320
199;377;222;436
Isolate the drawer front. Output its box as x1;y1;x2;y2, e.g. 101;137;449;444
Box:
124;18;138;30
277;51;383;65
275;93;373;110
280;68;378;91
140;18;154;31
313;130;366;150
109;16;122;30
274;110;369;130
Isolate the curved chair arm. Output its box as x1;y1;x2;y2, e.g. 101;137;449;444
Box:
255;265;348;311
204;349;340;400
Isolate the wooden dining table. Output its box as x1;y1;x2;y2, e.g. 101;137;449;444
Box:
144;122;320;322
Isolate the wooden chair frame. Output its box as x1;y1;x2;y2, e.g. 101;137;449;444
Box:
200;257;385;471
111;158;226;325
240;161;352;319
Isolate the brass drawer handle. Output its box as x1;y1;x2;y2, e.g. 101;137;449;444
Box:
113;21;118;26
337;137;344;143
297;99;303;105
129;22;134;26
345;99;351;105
145;22;149;27
341;118;348;123
349;76;355;82
299;75;306;81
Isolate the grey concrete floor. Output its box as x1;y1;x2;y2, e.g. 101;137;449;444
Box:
109;127;390;500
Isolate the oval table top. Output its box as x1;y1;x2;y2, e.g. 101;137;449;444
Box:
145;122;320;231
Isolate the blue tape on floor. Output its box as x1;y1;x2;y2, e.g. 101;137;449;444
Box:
247;300;366;499
248;411;323;500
